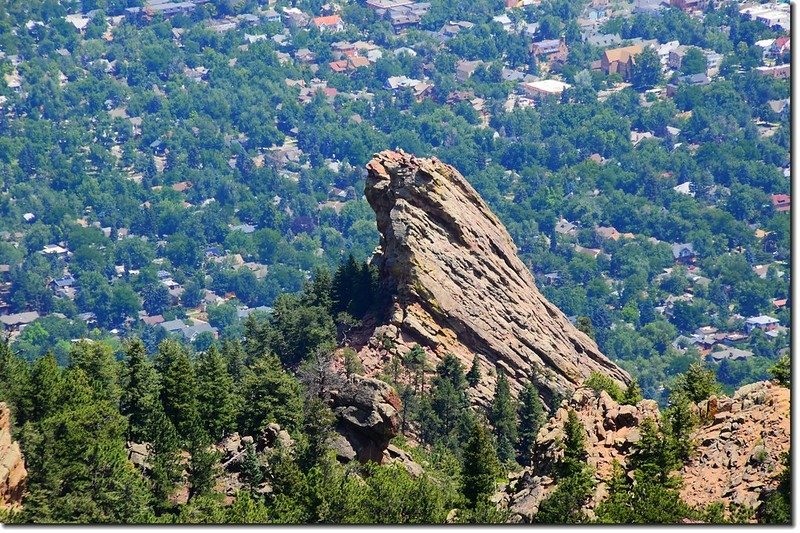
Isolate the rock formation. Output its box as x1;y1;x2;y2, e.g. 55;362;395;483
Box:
680;381;789;511
0;403;26;510
359;150;629;405
329;374;402;463
503;381;789;522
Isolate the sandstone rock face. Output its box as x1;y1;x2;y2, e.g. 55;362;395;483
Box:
330;374;401;463
680;381;789;511
503;387;660;522
0;403;26;510
362;150;629;405
503;381;789;523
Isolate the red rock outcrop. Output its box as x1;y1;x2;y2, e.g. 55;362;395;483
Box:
358;150;629;406
503;381;789;522
0;402;26;510
680;381;789;510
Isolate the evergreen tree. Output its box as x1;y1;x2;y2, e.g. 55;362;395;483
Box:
490;371;518;464
404;344;427;394
21;369;152;523
221;339;247;384
418;354;472;451
461;421;500;510
761;451;791;524
299;396;336;470
671;362;720;403
146;406;183;513
196;345;239;440
156;340;202;443
560;409;587;478
663;392;698;462
769;355;790;387
629;418;681;488
517;381;545;465
622;380;644;405
187;431;220;500
466;355;481;388
240;441;263;494
120;339;161;442
68;340;121;405
26;352;62;423
534;409;593;524
240;354;304;434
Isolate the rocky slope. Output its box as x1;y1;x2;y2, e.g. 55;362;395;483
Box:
356;150;629;406
503;381;789;522
0;403;26;510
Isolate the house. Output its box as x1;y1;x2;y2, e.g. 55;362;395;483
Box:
543;272;561;285
755;65;790;79
520;79;571;98
595;226;633;241
492;14;515;32
669;0;707;12
262;8;281;23
770;194;790;213
530;38;569;63
634;0;664;13
707;347;754;363
585;33;622;48
771;36;790;56
744;315;780;334
555;218;577;235
666;73;710;97
600;44;643;80
574;245;603;259
768;99;789;116
282;7;310;28
455;60;483;82
41;244;70;258
671;243;696;264
0;311;40;331
231;223;256;234
673;181;695;197
630;131;654;146
141;315;165;326
667;46;690;70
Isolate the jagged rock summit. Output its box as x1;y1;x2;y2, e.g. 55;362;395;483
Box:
363;150;629;405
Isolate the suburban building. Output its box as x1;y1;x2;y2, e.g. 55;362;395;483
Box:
600;44;644;80
745;315;780;333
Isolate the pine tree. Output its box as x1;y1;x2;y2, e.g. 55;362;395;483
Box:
156;340;202;443
187;428;220;500
461;421;500;510
68;340;121;405
240;441;263;494
629;418;681;488
534;409;592;524
240;354;304;435
466;355;481;388
490;371;518;464
418;354;471;451
672;362;720;403
196;345;239;440
404;344;426;394
517;381;544;465
146;406;183;512
26;352;62;423
622;380;644;405
21;370;152;523
120;339;161;442
560;409;587;478
221;339;247;384
663;392;698;462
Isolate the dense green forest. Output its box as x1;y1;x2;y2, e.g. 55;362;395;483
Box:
0;266;790;523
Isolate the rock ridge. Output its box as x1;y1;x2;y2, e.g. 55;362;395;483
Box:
361;150;630;405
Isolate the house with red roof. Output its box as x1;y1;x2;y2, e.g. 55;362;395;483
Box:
313;15;344;32
771;193;790;213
